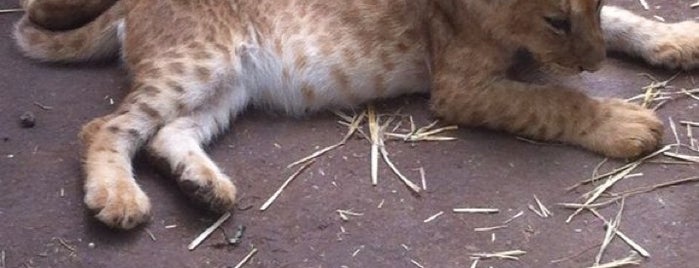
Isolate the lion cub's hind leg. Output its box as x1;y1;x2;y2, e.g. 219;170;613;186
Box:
147;93;246;212
602;6;699;70
81;46;247;228
23;0;118;31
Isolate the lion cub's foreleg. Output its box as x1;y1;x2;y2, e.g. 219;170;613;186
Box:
430;47;662;158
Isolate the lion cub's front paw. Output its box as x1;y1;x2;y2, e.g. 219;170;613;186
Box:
643;22;699;70
84;180;152;229
178;166;237;212
581;99;663;158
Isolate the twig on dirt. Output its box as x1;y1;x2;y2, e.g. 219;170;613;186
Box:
165;224;177;229
681;121;699;127
337;209;364;221
559;176;699;210
188;212;231;250
474;225;508;232
260;159;316;211
591;158;609;179
565;161;638;223
589;208;650;258
515;136;560;145
384;120;458;142
669;117;681;150
692;1;699;8
453;208;500;214
379;146;422;193
534;195;553;217
681;88;699;101
687;123;697;150
144;228;156;241
594;200;625;265
586;252;642;268
233;248;258;268
637;0;649;10
418;167;427;191
1;250;5;268
469;258;479;268
0;8;23;13
528;203;546;218
503;211;524;224
33;102;54;111
566;145;672;191
410;259;425;268
424;211;445;223
471;250;527;260
288;112;365;169
663;152;699;163
551;243;603;264
52;237;76;253
352;245;364;257
368;105;380;186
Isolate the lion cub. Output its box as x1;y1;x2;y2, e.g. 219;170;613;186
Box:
14;0;699;229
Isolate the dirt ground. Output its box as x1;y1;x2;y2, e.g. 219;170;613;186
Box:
1;1;698;267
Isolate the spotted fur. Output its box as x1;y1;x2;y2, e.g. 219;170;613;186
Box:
13;0;699;229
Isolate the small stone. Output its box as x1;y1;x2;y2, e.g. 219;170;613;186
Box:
88;242;95;248
19;111;36;128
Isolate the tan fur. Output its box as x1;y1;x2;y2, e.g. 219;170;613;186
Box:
13;0;699;229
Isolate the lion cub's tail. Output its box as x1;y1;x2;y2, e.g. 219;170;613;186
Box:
13;1;125;62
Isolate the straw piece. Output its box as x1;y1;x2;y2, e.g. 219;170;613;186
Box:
638;0;649;10
668;117;680;149
566;162;638;223
453;208;499;214
145;228;157;241
0;8;23;13
533;194;553;217
469;258;479;268
368;105;380;186
589;208;650;258
287;111;365;169
424;211;445;223
233;248;258;268
379;146;421;194
470;250;526;260
503;211;524;224
586;252;641;268
663;152;699;163
188;212;231;250
567;145;672;191
53;237;76;253
594;200;624;265
410;259;425;268
559;176;699;210
260;160;315;211
474;225;508;232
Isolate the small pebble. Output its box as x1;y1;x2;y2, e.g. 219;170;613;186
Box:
88;242;95;248
19;111;36;128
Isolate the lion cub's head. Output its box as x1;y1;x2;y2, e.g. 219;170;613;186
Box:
489;0;606;74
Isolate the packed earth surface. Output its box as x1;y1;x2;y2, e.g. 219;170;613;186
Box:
1;0;698;267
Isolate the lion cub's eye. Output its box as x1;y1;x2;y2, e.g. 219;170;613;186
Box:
544;16;571;35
